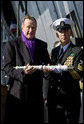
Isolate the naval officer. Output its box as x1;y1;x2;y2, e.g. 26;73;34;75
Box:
43;18;83;123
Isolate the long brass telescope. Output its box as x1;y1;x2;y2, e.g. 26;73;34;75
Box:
13;65;73;71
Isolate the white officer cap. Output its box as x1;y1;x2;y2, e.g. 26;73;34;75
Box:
53;18;74;31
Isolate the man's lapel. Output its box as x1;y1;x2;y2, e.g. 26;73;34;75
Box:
19;38;32;65
61;43;73;64
61;47;72;64
57;43;73;64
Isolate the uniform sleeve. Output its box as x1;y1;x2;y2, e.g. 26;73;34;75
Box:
69;48;83;80
4;41;25;83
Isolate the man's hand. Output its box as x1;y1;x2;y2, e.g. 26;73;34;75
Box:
24;64;36;75
43;63;52;73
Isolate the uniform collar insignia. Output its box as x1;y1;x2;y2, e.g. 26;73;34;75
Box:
70;53;74;57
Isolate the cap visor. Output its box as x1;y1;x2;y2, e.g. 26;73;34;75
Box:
57;26;71;31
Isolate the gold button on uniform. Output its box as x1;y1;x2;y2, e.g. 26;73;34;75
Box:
57;86;60;90
58;79;61;82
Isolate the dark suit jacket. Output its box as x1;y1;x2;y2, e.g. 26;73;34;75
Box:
48;42;83;107
4;36;50;101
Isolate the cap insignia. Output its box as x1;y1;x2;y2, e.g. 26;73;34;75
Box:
60;21;65;27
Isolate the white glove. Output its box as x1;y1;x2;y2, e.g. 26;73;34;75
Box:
54;64;62;73
54;64;69;73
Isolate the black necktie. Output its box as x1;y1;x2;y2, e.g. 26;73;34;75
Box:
60;48;63;55
57;48;64;64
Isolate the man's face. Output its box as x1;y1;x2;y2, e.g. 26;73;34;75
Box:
56;29;72;46
22;19;37;40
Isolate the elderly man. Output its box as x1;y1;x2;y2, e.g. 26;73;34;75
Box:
43;18;83;123
4;15;50;123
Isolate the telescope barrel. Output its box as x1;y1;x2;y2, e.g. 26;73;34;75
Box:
13;65;73;71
